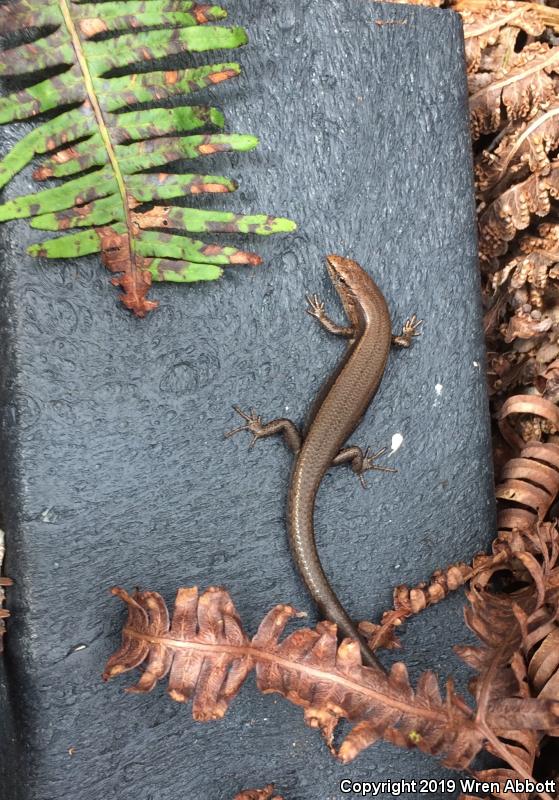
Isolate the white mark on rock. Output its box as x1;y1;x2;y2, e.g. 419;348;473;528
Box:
391;433;403;453
41;507;57;524
435;384;443;396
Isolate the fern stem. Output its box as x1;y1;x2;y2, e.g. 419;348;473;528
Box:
122;626;471;723
58;0;136;270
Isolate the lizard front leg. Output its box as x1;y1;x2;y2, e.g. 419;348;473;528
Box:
392;314;422;348
306;293;355;337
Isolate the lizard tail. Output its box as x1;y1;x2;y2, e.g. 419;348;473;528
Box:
287;487;382;671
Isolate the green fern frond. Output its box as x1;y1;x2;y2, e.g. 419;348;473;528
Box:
0;1;296;316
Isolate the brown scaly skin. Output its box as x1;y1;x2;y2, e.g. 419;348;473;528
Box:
227;255;421;669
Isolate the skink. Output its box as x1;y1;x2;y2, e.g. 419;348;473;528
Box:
227;255;420;668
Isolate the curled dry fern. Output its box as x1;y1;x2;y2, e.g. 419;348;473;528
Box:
359;561;475;652
0;1;296;315
455;520;559;799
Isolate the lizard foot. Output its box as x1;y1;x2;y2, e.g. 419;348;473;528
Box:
392;314;423;348
358;446;397;488
305;293;325;321
225;405;266;449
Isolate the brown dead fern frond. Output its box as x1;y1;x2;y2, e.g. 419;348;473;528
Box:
233;786;284;800
456;521;559;795
104;585;559;785
479;162;559;264
455;0;552;74
497;396;559;452
469;43;559;140
496;439;559;532
454;0;559;428
360;562;475;651
476;107;559;196
491;224;559;305
455;525;559;798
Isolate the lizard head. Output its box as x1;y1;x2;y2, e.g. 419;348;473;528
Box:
325;254;391;338
325;254;363;324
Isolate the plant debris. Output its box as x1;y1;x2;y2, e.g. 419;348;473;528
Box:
233;786;284;800
104;576;559;785
0;1;296;315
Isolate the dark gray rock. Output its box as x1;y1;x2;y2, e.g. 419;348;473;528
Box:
0;1;495;798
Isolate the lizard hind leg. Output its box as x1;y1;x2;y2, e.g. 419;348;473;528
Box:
225;405;302;453
332;445;397;488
